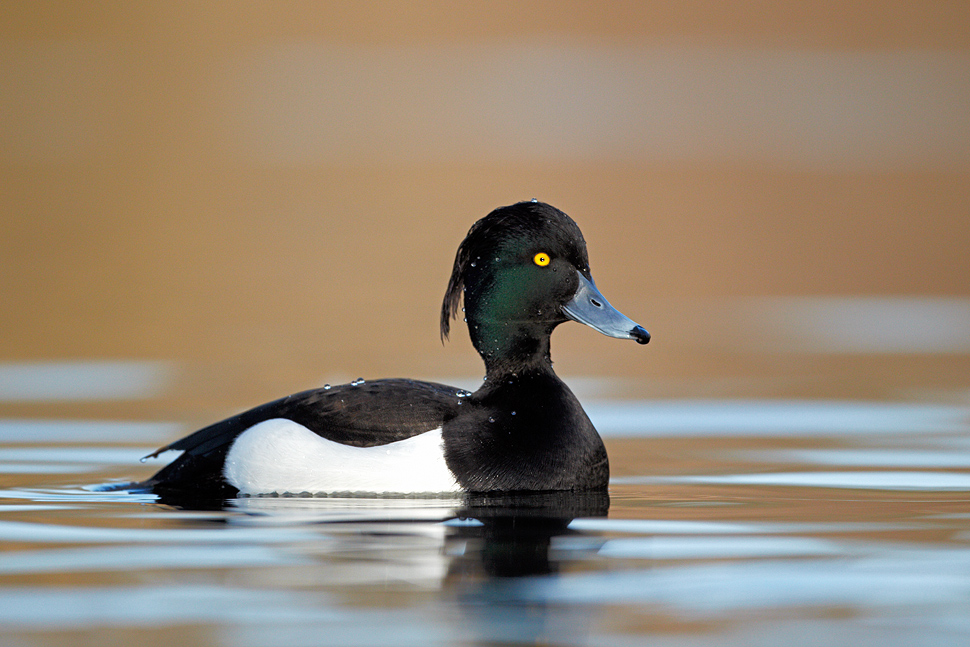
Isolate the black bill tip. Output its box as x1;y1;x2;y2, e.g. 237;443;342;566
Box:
631;325;650;345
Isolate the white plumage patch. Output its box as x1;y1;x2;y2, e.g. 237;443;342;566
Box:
223;418;460;495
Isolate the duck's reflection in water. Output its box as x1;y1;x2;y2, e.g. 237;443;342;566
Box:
447;491;609;577
150;489;608;643
444;492;609;645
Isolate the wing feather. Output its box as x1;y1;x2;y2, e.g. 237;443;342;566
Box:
141;378;463;495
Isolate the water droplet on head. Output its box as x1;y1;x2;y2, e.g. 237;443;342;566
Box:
470;261;476;268
511;411;516;416
323;384;331;390
530;197;538;203
351;377;365;386
488;417;495;423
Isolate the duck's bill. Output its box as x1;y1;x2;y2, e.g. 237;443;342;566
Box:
562;272;650;344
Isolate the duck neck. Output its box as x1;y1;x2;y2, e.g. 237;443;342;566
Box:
472;320;557;380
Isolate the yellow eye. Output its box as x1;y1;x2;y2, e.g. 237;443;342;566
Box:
533;252;551;267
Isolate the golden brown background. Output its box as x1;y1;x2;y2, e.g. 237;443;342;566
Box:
2;1;968;413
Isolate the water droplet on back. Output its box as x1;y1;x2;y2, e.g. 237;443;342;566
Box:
323;384;332;390
351;377;365;386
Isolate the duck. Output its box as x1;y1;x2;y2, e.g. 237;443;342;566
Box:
136;200;649;497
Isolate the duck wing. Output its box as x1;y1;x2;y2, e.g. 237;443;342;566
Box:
140;378;465;495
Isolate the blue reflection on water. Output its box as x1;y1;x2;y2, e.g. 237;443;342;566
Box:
497;549;970;613
0;420;179;443
589;400;970;438
620;471;970;491
737;297;970;354
0;361;174;402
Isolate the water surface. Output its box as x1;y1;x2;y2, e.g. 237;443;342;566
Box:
2;370;969;646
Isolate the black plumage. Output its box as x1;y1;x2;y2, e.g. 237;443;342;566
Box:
136;200;648;497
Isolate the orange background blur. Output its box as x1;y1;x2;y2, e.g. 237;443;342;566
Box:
2;2;968;408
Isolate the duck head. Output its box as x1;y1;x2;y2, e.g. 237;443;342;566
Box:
441;201;649;376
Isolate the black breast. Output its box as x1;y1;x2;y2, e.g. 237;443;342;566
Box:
442;373;609;492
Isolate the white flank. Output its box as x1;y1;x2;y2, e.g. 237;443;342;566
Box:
223;419;460;495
